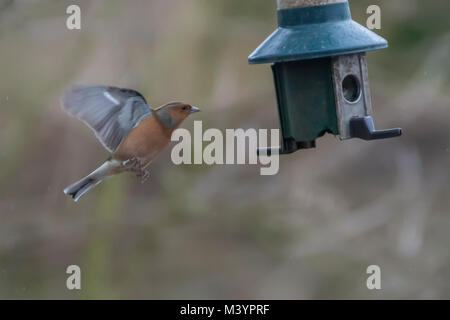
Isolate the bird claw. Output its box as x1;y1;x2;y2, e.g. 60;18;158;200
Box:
138;170;150;184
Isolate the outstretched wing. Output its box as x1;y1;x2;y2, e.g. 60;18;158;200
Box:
62;85;152;153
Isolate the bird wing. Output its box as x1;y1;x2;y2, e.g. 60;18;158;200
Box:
62;85;152;153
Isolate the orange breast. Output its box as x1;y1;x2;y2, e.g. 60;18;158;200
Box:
113;116;172;162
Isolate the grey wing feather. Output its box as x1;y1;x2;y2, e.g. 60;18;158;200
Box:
62;85;152;152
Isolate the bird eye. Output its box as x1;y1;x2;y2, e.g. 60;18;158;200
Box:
182;106;188;110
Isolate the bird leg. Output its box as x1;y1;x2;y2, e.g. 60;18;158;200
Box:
122;157;150;183
122;157;139;168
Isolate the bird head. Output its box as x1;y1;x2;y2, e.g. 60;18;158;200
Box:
155;102;200;128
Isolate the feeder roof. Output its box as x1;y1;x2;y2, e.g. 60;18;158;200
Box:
248;2;387;64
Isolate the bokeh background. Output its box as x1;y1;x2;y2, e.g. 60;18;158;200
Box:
0;0;449;299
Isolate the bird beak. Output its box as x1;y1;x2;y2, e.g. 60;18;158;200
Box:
190;106;201;114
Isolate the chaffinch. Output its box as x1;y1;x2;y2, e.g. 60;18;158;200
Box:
61;85;200;202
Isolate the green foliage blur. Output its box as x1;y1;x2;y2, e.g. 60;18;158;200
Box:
0;0;449;299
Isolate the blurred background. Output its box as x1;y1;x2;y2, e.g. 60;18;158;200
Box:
0;0;449;299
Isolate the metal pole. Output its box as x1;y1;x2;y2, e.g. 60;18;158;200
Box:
277;0;347;9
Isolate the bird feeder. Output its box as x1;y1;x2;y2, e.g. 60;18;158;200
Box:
249;0;401;155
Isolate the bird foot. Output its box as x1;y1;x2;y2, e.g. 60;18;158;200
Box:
123;157;149;182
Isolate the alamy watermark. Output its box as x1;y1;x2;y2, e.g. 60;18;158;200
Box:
66;5;81;30
171;121;280;176
367;5;381;30
366;265;381;290
66;265;81;290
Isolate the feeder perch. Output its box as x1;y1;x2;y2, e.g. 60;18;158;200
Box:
249;0;402;155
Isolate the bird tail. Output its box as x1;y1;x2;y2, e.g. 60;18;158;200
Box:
64;176;101;202
64;160;114;202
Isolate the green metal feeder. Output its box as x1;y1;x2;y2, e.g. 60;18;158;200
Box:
249;0;402;155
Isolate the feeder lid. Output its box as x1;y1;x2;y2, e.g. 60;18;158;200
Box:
248;2;387;64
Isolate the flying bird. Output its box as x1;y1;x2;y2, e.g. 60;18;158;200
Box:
61;85;200;202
